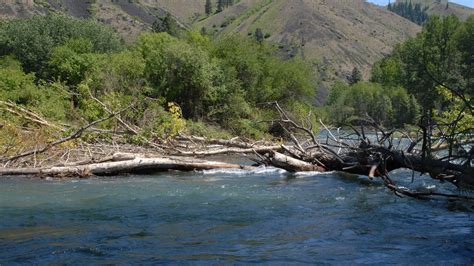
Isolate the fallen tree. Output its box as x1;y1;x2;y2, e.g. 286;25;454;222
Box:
0;152;253;177
0;101;472;200
250;102;474;198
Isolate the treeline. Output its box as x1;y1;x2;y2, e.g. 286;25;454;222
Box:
388;1;429;25
0;15;316;140
326;14;473;134
372;14;473;141
326;82;419;128
205;0;237;15
217;0;237;12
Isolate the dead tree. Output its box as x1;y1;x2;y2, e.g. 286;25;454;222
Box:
253;102;474;199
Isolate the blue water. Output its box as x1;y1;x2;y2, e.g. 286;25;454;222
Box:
1;168;473;264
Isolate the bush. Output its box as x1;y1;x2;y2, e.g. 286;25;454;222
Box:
47;38;105;86
0;56;71;121
0;15;123;75
186;120;231;139
136;33;217;118
0;56;38;106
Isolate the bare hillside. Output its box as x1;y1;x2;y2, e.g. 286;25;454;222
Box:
0;0;209;42
198;0;420;80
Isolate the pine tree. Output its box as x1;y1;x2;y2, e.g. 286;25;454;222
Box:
205;0;213;15
255;28;264;44
217;0;224;12
349;67;362;85
152;13;179;37
387;1;429;25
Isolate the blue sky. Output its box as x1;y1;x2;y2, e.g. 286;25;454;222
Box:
367;0;474;8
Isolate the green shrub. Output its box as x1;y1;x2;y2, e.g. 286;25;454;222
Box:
0;56;71;121
0;14;123;75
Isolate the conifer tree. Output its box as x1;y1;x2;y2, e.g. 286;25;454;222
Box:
349;67;362;85
387;1;429;25
152;13;179;37
205;0;213;15
217;0;224;12
255;28;264;44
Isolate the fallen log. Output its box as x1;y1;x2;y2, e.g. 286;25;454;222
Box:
171;146;282;156
0;154;254;177
431;138;474;152
263;151;326;172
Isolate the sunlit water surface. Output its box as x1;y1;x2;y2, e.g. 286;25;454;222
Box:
1;168;473;264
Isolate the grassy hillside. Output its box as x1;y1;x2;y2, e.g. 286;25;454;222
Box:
394;0;474;20
0;0;211;42
197;0;420;82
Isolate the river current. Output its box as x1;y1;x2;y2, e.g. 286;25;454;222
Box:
1;167;473;264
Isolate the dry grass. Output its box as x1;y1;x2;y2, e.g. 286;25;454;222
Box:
198;0;420;80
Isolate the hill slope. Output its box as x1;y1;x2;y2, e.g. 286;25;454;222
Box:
198;0;420;81
0;0;209;42
394;0;474;20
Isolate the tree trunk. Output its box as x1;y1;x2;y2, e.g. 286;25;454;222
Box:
0;154;253;178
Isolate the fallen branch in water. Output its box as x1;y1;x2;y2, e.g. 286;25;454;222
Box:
251;102;474;200
0;152;253;177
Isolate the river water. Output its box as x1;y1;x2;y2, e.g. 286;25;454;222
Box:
1;168;473;264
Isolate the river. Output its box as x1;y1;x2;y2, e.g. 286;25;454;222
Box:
1;167;473;264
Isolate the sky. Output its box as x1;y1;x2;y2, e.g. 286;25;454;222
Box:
367;0;474;8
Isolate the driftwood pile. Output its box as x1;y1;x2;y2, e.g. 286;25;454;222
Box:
0;101;473;200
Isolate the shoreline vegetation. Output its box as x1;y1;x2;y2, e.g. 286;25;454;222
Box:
0;14;472;201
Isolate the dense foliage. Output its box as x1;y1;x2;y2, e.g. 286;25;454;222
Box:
0;15;122;76
327;15;474;132
0;14;316;140
371;14;473;154
326;82;419;127
372;15;473;111
152;13;179;37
